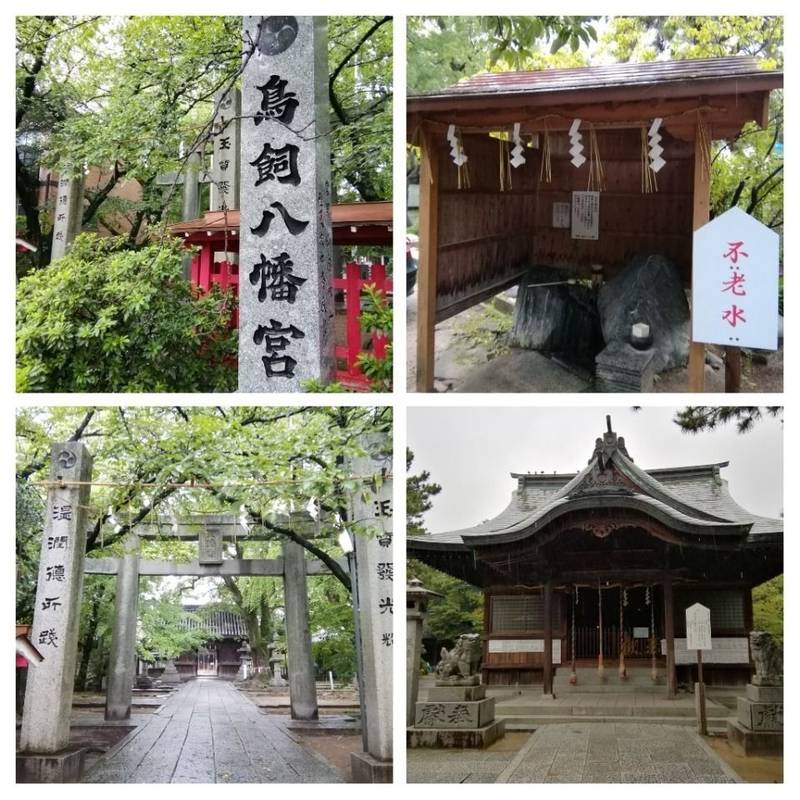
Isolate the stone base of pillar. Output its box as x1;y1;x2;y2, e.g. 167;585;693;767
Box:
17;748;86;783
726;720;783;756
350;751;393;783
407;720;506;749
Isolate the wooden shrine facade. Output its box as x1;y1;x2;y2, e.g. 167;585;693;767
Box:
407;418;782;694
407;57;783;391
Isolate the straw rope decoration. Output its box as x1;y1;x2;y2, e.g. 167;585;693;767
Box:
586;127;606;192
695;111;712;182
539;124;552;184
498;138;512;191
640;126;657;194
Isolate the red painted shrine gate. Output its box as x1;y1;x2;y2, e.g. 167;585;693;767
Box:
170;202;392;388
407;420;782;695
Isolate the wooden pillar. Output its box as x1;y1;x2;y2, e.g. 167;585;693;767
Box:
725;347;742;392
688;127;711;391
416;125;439;393
663;574;677;698
542;581;553;696
597;583;604;677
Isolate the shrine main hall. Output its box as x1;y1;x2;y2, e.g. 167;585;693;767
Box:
407;418;782;695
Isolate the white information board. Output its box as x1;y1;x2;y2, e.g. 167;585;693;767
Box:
685;602;712;651
571;191;600;240
692;207;780;350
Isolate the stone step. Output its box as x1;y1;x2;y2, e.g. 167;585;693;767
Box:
497;704;729;719
501;714;729;732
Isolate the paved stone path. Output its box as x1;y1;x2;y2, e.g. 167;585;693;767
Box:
84;678;343;783
408;723;740;783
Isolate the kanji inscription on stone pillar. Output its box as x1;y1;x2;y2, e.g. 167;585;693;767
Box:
238;16;334;392
20;442;92;753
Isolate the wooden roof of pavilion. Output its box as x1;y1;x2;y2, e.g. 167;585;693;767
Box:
168;201;392;244
408;56;782;140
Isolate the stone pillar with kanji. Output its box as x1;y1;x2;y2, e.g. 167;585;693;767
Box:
50;171;84;261
238;16;335;392
20;442;93;753
347;433;393;781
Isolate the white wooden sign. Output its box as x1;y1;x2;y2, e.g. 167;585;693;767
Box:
633;626;649;639
552;202;570;229
571;191;599;240
685;603;712;651
692;207;780;350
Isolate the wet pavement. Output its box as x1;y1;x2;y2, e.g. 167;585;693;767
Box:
84;678;343;783
408;723;741;783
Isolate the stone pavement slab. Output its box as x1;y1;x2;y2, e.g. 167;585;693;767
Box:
408;721;741;783
83;678;343;783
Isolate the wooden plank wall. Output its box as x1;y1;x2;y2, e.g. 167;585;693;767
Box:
531;127;694;283
436;133;536;320
433;127;695;321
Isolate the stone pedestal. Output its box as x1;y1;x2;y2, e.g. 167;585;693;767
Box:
350;751;393;783
160;659;182;685
17;748;86;783
408;684;506;748
596;341;656;392
727;683;783;756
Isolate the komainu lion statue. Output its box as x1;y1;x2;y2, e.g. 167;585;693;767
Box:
436;633;482;682
750;631;783;686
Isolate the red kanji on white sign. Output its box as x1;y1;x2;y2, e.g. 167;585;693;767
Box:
692;207;779;350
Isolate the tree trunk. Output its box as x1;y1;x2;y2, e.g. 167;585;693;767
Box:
75;583;106;691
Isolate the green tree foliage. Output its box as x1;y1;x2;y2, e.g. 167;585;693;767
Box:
407;16;596;92
752;575;782;641
16;480;45;623
329;17;392;201
355;283;393;391
16;406;391;684
674;406;782;434
310;576;357;681
16;15;392;266
16;234;237;392
602;16;783;230
407;449;483;643
137;593;218;661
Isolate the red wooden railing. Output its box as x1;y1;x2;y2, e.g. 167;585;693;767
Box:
191;253;240;329
333;262;392;390
189;256;392;390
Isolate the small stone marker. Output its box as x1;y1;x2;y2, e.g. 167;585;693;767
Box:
51;171;84;260
198;527;224;564
210;88;241;211
348;433;393;779
686;602;711;735
238;16;335;392
20;442;92;753
693;206;780;350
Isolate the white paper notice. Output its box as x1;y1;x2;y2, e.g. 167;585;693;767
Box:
552;202;570;229
571;191;600;240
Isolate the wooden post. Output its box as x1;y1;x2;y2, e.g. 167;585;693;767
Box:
570;586;577;684
725;347;742;392
416;125;439;393
543;581;553;696
650;585;657;683
688;126;711;391
618;588;626;680
696;648;708;735
597;583;604;679
663;574;677;699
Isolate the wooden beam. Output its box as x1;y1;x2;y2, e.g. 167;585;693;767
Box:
663;573;677;699
83;557;343;577
688;124;711;391
542;580;553;696
416;124;440;393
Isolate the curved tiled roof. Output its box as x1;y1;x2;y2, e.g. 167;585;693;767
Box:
410;427;782;551
181;607;248;638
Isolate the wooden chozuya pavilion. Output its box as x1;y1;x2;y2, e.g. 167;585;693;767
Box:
407;417;782;696
408;56;783;392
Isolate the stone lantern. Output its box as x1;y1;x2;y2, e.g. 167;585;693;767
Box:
406;578;442;726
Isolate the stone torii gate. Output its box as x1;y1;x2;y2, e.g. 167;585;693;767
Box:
17;446;328;769
88;511;331;722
